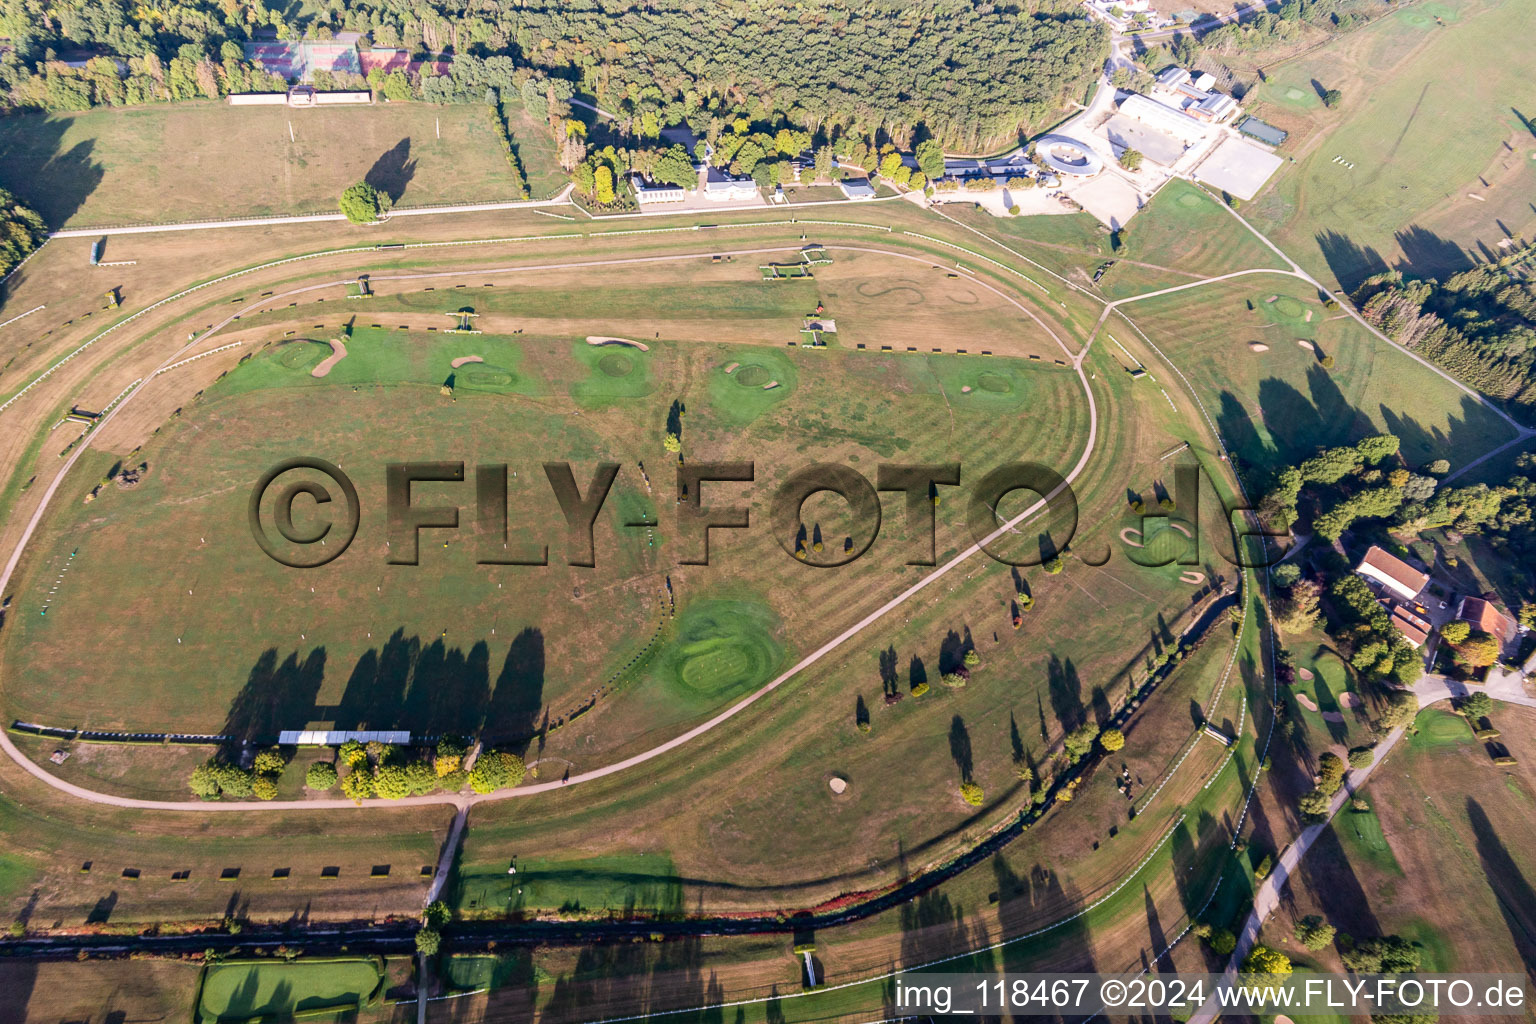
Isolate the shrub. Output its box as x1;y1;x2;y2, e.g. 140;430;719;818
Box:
1158;496;1175;511
338;181;390;224
959;781;984;806
1347;748;1375;770
1017;592;1033;609
1254;853;1273;879
1272;563;1301;588
1242;945;1292;976
857;721;872;733
252;749;285;776
911;682;930;697
305;762;339;791
1207;927;1236;956
189;764;221;799
963;650;981;668
374;765;410;799
1440;620;1471;646
415;928;442;956
1458;690;1493;719
251;777;278;801
1008;204;1021;215
341;770;374;802
1294;914;1336;951
1099;728;1125;752
1321;355;1335;368
940;672;967;688
1317;751;1346;795
1043;555;1064;574
1119;148;1144;171
469;750;527;794
338;740;366;767
437;769;468;792
1064;722;1100;759
1297;788;1331;821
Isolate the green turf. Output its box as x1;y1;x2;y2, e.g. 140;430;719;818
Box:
453;852;682;915
198;958;383;1019
233;328;540;398
1117;179;1288;275
569;339;656;407
1410;708;1475;749
650;599;783;710
704;346;799;424
1331;805;1404;877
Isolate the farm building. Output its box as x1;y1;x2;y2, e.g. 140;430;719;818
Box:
1354;545;1429;603
839;178;878;199
1456;596;1518;647
1389;605;1431;647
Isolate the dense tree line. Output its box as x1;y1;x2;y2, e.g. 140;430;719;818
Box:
0;188;46;279
1;0;1107;152
1357;245;1536;422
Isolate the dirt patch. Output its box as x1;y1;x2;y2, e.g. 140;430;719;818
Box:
311;337;348;378
587;336;650;352
450;354;484;368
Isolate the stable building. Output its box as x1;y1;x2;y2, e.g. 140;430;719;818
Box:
1456;596;1518;648
1354;546;1429;603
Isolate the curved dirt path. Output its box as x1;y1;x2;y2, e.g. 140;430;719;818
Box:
0;240;1095;813
310;337;347;378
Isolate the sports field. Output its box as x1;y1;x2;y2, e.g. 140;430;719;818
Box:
0;100;554;228
1245;0;1536;290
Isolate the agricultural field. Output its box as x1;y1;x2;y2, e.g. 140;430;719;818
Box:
1243;0;1536;290
0;100;551;228
1256;702;1536;980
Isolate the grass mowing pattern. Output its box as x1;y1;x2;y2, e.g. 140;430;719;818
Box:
234;328;538;397
1117;179;1288;276
452;853;682;916
198;957;383;1020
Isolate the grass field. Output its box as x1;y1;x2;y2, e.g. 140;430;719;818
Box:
1256;702;1536;980
0;100;553;228
1116;180;1288;277
1113;272;1519;476
1245;0;1536;290
198;958;385;1020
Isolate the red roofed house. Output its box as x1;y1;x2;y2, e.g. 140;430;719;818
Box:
1354;545;1429;603
1456;596;1517;648
1389;606;1430;648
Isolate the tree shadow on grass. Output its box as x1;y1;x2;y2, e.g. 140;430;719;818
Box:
364;137;417;203
0;115;104;228
1468;798;1536;979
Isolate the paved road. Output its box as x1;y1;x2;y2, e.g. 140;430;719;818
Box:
0;240;1097;814
48;186;576;238
1189;679;1533;1024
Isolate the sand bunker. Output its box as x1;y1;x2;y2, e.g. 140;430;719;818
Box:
1249;342;1270;352
961;385;973;394
763;381;780;390
451;355;484;368
724;362;740;373
1296;339;1316;352
1297;667;1314;681
587;336;650;351
829;776;848;795
1180;570;1205;585
1296;693;1319;712
1304;310;1314;322
311;337;348;378
1120;527;1145;548
1339;692;1363;709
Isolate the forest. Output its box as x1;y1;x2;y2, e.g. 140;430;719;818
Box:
0;0;1108;152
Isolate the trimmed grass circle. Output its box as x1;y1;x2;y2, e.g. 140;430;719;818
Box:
1176;192;1205;208
462;366;516;388
735;365;770;387
274;341;328;370
598;353;633;377
1270;296;1307;320
1285;87;1307;101
976;372;1013;394
655;600;781;709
